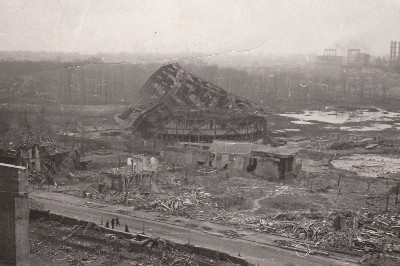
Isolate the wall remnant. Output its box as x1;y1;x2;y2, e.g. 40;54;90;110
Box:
0;163;29;266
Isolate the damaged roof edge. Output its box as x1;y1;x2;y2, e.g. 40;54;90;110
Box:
118;63;265;128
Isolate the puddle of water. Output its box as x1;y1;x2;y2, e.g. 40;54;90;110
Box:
280;108;400;125
324;126;337;130
284;129;301;132
281;110;349;124
339;124;393;132
332;154;400;177
292;120;314;125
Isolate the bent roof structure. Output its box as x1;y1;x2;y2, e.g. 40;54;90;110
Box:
2;128;69;156
118;63;264;130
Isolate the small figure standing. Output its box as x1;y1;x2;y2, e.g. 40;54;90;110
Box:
115;217;120;226
111;218;115;229
125;224;129;232
105;221;109;228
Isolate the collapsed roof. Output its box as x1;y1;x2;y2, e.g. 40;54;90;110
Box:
117;63;264;130
2;128;70;156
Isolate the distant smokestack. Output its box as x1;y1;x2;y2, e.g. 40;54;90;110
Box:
398;42;400;62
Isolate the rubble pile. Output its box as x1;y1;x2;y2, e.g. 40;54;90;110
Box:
252;211;400;255
143;238;223;266
218;229;242;239
28;169;47;184
135;189;213;216
30;215;243;266
330;141;355;150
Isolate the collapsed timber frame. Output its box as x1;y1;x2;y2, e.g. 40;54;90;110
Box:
119;63;267;142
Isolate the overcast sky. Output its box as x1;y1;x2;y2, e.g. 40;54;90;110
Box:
1;0;400;56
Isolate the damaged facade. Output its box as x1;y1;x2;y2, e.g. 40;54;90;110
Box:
101;155;160;191
117;63;267;142
162;140;302;179
127;155;159;173
209;141;301;179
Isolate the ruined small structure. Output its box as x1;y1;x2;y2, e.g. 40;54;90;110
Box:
101;155;159;191
117;63;267;143
161;140;301;179
210;140;301;179
126;155;159;173
103;173;124;191
1;128;70;173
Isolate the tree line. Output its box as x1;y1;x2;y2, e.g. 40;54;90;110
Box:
0;59;398;106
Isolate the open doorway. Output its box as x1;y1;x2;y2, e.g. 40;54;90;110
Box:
246;157;257;172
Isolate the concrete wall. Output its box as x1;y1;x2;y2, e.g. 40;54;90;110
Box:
253;157;280;179
233;155;245;170
162;148;209;167
0;164;29;266
249;155;301;179
293;157;303;175
213;153;247;171
164;148;193;165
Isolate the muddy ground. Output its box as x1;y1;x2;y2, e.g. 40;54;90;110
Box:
19;100;400;264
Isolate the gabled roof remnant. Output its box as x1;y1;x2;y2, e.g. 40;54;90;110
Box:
118;63;263;129
2;128;70;156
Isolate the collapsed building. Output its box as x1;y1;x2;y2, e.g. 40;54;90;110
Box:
161;140;301;179
117;63;267;143
0;128;70;173
100;155;160;192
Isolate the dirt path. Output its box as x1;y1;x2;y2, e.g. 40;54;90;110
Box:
249;185;294;213
251;194;271;212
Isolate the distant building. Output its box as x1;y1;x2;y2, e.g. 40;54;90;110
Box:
316;49;343;67
316;55;344;67
347;49;370;66
355;53;371;66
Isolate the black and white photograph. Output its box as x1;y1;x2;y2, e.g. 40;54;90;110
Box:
1;1;400;265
